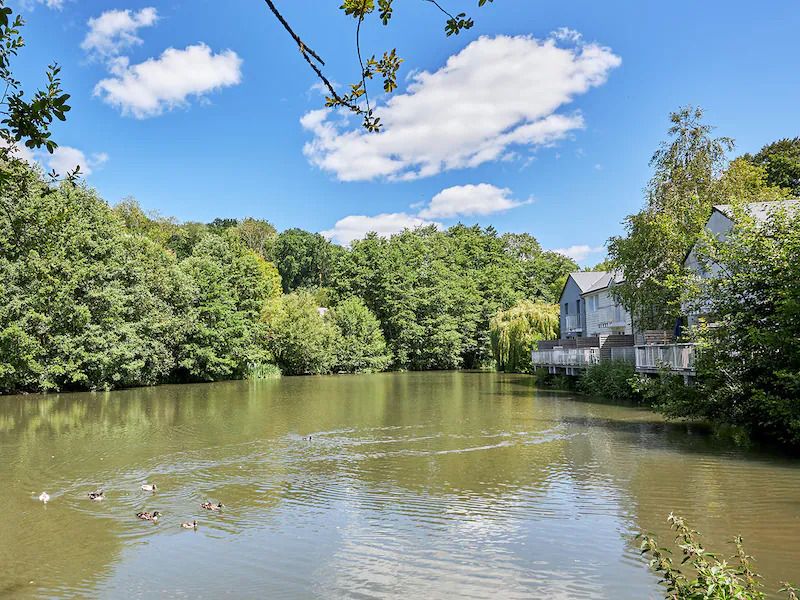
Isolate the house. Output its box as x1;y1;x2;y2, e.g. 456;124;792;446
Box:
559;271;633;338
580;271;634;336
683;200;800;326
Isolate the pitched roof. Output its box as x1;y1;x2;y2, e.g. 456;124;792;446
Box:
567;271;608;293
583;269;624;294
713;199;800;223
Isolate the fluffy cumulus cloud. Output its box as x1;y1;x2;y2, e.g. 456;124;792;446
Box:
417;184;529;219
82;7;159;57
322;213;440;246
45;146;109;176
94;44;243;118
552;244;604;262
323;183;532;245
301;33;621;181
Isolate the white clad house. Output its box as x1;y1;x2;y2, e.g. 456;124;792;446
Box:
580;271;634;337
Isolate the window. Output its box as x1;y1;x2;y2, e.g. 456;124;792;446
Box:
564;303;569;315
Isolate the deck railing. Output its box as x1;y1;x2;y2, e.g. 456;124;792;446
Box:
635;344;696;372
531;348;599;367
608;346;636;363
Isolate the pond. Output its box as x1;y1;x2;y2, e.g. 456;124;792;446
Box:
1;372;798;598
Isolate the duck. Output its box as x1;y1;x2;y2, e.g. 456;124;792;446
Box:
38;492;50;503
180;520;198;529
88;489;105;501
141;483;158;492
136;511;161;522
201;501;224;511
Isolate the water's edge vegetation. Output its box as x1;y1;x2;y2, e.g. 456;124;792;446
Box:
0;161;571;394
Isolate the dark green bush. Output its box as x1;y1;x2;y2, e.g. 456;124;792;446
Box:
578;361;640;402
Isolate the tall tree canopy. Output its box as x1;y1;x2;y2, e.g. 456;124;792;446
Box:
606;107;793;329
743;137;800;196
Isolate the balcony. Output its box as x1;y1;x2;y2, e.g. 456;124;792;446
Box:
564;314;582;333
635;344;696;373
597;306;628;329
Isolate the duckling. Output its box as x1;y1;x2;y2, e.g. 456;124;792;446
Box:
136;511;161;522
38;492;50;503
180;520;198;529
141;483;158;492
88;489;105;501
201;501;224;511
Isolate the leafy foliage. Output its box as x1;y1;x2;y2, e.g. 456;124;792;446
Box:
334;225;574;371
263;0;494;131
262;290;339;375
743;137;800;196
639;514;797;599
578;361;640;403
608;107;733;329
329;297;391;373
490;301;559;373
609;107;792;330
677;205;800;446
0;0;72;183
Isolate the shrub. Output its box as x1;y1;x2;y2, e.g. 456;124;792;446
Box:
639;514;797;599
578;361;639;402
247;362;281;379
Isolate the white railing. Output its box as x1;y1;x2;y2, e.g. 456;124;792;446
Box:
564;315;581;332
635;344;696;372
608;346;636;363
531;348;599;367
597;306;627;329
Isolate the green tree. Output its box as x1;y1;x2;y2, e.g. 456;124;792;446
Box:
677;204;800;446
233;217;278;260
609;107;734;329
176;235;278;381
490;301;559;373
0;167;188;392
274;228;336;292
743;137;800;196
330;296;391;373
262;290;338;375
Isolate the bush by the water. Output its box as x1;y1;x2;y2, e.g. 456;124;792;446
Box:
640;514;797;599
578;361;640;402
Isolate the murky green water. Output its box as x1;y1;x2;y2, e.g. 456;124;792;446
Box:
1;372;798;598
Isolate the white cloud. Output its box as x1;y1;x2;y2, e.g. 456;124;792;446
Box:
45;146;108;176
94;43;243;118
301;33;621;181
552;244;604;262
21;0;66;10
418;183;529;219
322;213;440;246
82;8;159;57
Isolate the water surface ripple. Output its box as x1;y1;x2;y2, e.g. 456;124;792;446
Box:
1;372;798;598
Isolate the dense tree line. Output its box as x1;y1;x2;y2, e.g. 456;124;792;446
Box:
0;162;575;393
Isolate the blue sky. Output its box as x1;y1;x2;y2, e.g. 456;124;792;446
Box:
12;0;800;265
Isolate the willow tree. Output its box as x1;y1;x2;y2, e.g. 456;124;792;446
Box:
490;301;559;373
